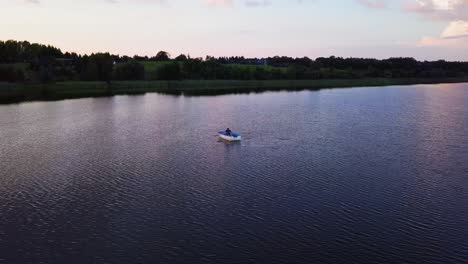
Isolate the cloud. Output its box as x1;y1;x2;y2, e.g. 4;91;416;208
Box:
405;0;468;20
418;20;468;47
404;0;468;49
441;20;468;38
418;35;468;47
412;0;466;10
355;0;387;9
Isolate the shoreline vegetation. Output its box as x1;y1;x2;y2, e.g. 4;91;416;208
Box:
2;40;468;104
1;78;468;104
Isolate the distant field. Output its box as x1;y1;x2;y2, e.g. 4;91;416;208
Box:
0;63;29;70
142;61;286;74
141;61;175;72
225;64;286;72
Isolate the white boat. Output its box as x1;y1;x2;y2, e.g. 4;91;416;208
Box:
218;131;242;141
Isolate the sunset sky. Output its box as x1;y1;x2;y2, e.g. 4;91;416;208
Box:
1;0;467;60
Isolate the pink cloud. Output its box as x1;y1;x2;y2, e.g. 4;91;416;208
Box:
418;19;468;48
405;0;468;20
441;20;468;38
418;36;467;47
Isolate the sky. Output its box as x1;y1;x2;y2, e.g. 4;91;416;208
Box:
1;0;468;60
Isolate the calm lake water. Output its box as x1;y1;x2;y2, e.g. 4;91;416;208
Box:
1;83;468;264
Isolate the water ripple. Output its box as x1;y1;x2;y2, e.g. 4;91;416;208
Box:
1;85;468;264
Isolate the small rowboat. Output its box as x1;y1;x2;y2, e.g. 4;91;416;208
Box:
218;131;242;141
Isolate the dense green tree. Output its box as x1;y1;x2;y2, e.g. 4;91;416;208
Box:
1;40;468;83
0;65;25;82
113;60;145;80
175;54;188;61
82;59;99;81
153;51;170;61
151;62;181;80
82;53;114;82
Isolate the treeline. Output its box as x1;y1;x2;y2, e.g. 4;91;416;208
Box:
2;40;468;83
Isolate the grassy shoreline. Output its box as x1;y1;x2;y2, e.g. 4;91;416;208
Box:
1;78;468;104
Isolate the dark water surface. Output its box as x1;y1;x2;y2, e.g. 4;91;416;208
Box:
1;84;468;264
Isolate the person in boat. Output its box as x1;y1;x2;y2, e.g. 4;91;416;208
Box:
225;128;232;136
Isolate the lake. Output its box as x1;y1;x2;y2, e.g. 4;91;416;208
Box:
1;83;467;264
